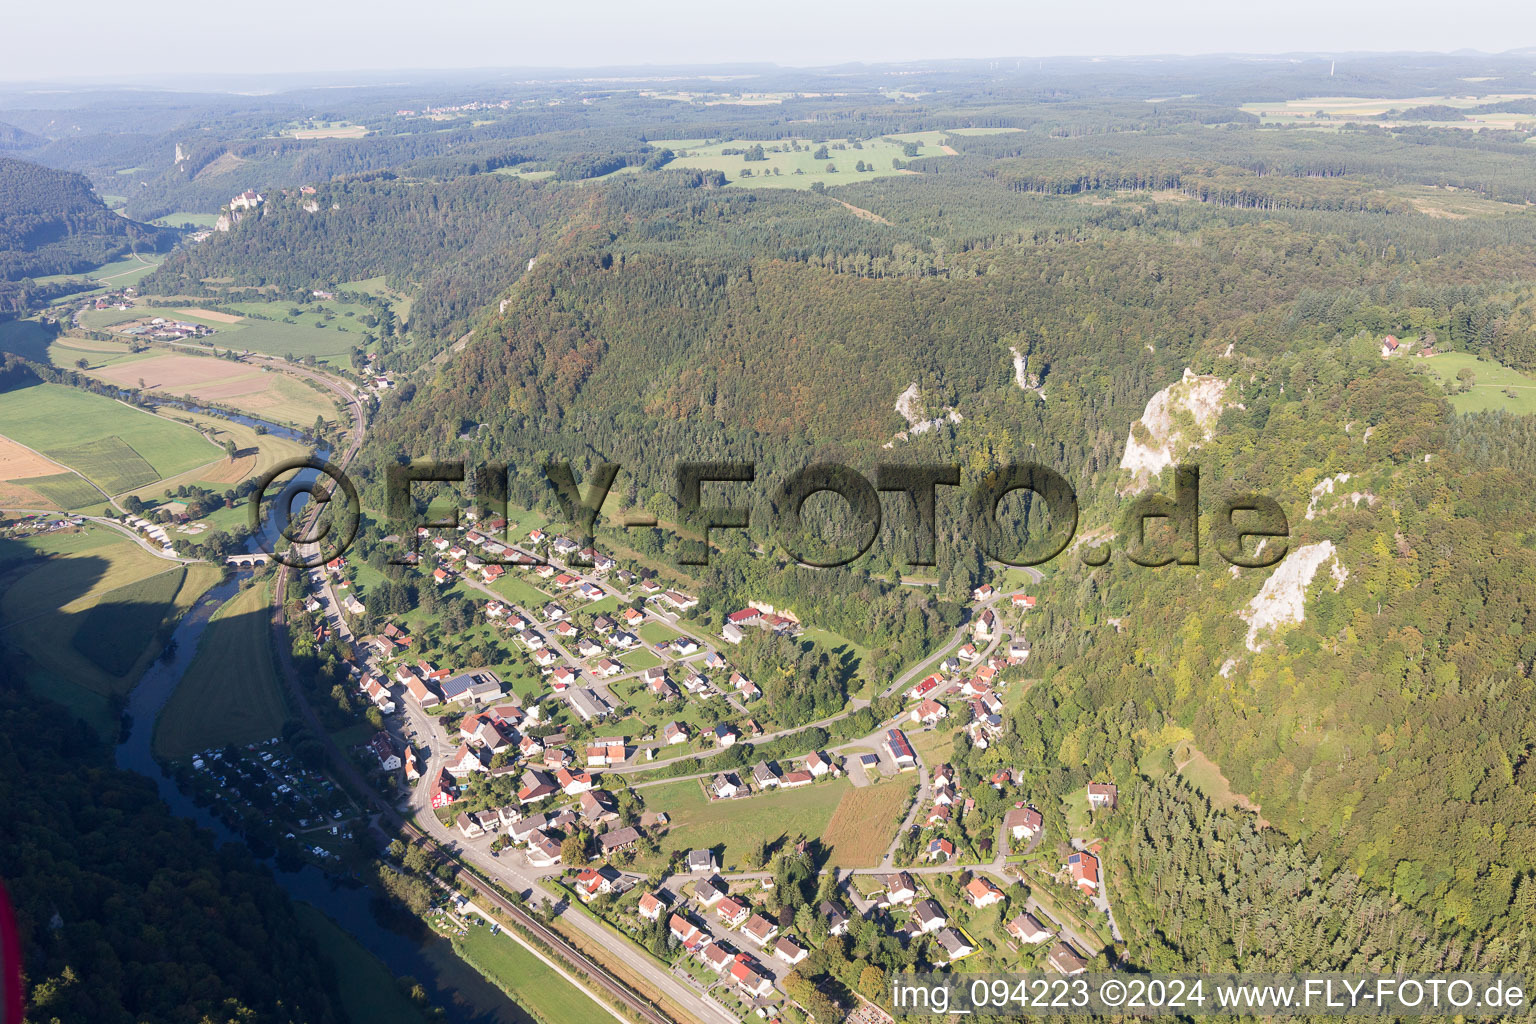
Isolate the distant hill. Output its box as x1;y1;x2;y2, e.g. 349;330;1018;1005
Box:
0;156;175;284
0;121;44;151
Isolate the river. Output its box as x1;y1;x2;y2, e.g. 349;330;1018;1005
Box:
111;405;532;1024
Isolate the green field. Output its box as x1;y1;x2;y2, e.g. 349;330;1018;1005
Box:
453;922;604;1024
655;131;956;190
0;529;220;704
0;319;55;362
79;302;367;363
14;472;104;509
155;580;289;759
488;572;554;609
151;212;222;228
618;648;663;671
636;776;850;870
70;566;187;676
293;904;432;1024
1416;351;1536;414
0;383;221;496
637;620;681;645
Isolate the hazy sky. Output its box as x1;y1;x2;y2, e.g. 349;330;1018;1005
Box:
7;0;1536;83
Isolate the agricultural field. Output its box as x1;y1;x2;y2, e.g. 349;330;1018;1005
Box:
123;406;312;508
655;131;957;190
0;528;220;712
155;580;288;759
0;319;55;363
635;776;850;870
0;433;82;508
1415;351;1536;414
453;921;602;1024
151;212;223;229
0;383;222;501
79;301;367;363
1239;93;1536;129
68;346;337;427
821;776;917;867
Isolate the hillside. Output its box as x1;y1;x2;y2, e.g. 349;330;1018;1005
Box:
0;157;175;283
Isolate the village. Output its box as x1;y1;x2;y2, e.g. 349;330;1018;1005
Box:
273;509;1128;1022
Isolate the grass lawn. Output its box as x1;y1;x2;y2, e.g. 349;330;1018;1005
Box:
488;573;554;610
1416;351;1536;414
293;904;430;1024
0;528;220;698
655;133;956;190
821;777;916;867
637;620;681;645
618;648;663;671
637;777;850;870
1061;786;1091;837
0;383;222;497
69;566;187;676
0;319;55;362
152;212;223;229
123;407;311;507
453;922;605;1024
155;580;288;758
909;723;960;766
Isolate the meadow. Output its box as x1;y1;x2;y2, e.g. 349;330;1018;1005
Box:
1415;351;1536;414
655;131;957;190
635;776;850;869
293;905;431;1024
155;580;289;759
0;528;220;705
73;346;338;427
820;776;916;866
453;922;602;1024
79;301;368;363
0;383;221;499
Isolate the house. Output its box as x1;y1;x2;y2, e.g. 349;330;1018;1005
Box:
957;643;979;662
1047;943;1088;976
709;773;741;799
693;878;725;907
732;674;761;700
592;614;616;634
711;724;738;749
403;746;422;781
805;750;837;777
931;763;954;791
432;567;450;585
613;631;640;649
594;658;623;678
575;637;603;658
456;811;485;838
662;721;690;745
599;826;641;855
715;897;750;928
907;674;943;701
574;868;614;901
557;767;597;795
742;914;779;947
507;813;549;844
972;583;995;601
1004;807;1044;842
885;729;917;771
428;768;456;809
661;590;698;610
730;960;774;999
531;648;559;667
368;733;402;771
751;762;779;789
638;892;666;921
460;712;511;752
1006;913;1053;945
935;928;975;964
725;607;762;627
441;670;503;705
526;831;563;867
1068;851;1100;893
553;621;578;639
924;805;951;829
911;899;948;934
926;838;954;863
820;901;850;935
704;651;728;670
686;849;717;874
640;666;667;689
671;637;699;655
911;699;948;726
721;623;745;644
586;737;626;765
1087;783;1118;810
1381;334;1401;357
700;941;734;973
622;607;646;627
566;688;612;723
1007;638;1032;663
404;674;440;708
883;872;917;905
446;744;488;778
518;734;545;759
964;876;1005;908
580;789;619;822
518;769;559;804
551;665;579;690
551;536;579;557
778;770;814;788
974;608;996;639
1011;592;1037;609
363;676;396;714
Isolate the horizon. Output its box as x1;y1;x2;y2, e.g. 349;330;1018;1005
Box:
6;0;1536;86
